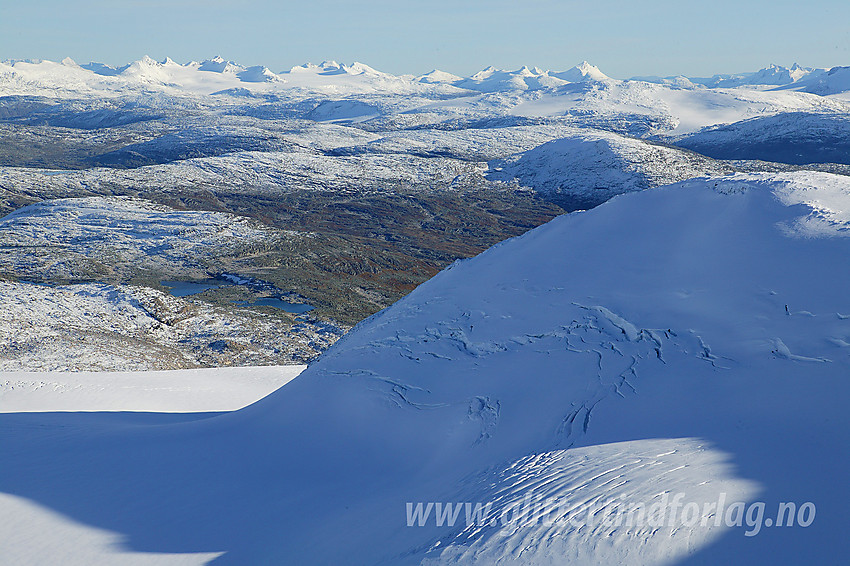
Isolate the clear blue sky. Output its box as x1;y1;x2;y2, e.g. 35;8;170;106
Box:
2;0;848;78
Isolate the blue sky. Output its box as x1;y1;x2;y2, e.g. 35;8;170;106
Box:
2;0;849;78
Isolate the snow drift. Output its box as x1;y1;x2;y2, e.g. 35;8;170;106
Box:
1;172;849;565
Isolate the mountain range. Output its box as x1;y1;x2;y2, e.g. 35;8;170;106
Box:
3;57;848;96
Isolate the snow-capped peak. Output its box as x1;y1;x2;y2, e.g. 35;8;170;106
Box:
198;56;244;74
117;55;167;76
788;62;810;82
779;64;850;95
238;65;281;83
475;65;502;79
417;69;463;84
137;55;160;67
552;61;610;82
746;63;814;86
344;62;385;76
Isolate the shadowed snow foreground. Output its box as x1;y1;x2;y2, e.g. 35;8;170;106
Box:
2;172;849;565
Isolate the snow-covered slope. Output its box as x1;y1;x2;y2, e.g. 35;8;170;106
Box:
636;64;822;89
0;365;303;413
673;111;850;164
455;66;569;92
700;64;820;88
2;171;847;564
779;65;850;96
551;61;610;82
487;130;732;207
505;78;846;134
738;63;814;86
0;144;505;208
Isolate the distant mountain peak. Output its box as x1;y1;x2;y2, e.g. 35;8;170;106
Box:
417;69;463;84
552;61;609;82
238;65;281;83
137;55;160;66
198;56;243;74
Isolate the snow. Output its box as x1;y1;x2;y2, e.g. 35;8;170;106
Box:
503;78;847;134
0;281;341;371
551;61;610;83
781;65;850;96
0;149;493;202
0;196;278;281
638;64;824;89
2;171;847;564
0;364;302;565
486;129;731;205
0;493;223;566
455;66;570;92
670;111;850;164
0;365;304;413
417;69;464;84
2;56;848;140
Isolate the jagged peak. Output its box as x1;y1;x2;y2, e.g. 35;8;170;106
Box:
137;55;160;66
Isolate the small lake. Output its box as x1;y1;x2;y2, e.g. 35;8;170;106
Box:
161;279;313;313
234;297;314;314
161;279;234;297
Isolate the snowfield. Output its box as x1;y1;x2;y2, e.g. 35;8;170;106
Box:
0;364;303;566
2;172;848;564
0;365;304;413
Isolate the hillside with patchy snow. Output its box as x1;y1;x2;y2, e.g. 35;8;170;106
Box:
487;130;732;207
672;111;850;165
0;280;342;371
0;196;290;281
2;171;847;564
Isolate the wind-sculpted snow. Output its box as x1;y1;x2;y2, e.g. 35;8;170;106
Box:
3;173;846;564
425;439;757;565
236;171;847;564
